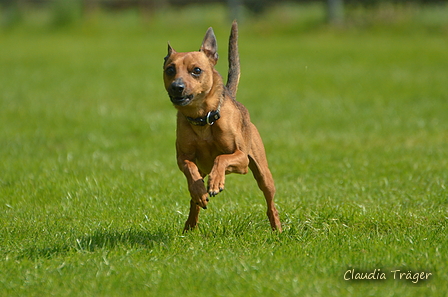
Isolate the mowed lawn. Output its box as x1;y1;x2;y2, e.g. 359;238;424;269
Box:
1;5;447;296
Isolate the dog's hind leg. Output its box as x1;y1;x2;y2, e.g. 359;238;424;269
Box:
248;126;282;232
184;199;201;232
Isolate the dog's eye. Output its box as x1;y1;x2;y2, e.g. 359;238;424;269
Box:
192;67;202;76
165;66;176;76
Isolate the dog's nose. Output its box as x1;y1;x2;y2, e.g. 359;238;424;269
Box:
171;79;185;95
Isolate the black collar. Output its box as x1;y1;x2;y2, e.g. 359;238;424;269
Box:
186;109;221;126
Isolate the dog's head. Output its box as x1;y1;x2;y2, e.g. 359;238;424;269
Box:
163;27;219;107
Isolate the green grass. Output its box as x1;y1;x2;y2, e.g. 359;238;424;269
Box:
1;3;447;296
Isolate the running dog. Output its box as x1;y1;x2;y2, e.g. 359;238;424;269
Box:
163;21;282;232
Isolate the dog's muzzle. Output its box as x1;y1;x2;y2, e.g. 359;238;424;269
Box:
169;79;193;106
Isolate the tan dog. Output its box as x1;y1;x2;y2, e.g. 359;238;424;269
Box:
163;21;282;232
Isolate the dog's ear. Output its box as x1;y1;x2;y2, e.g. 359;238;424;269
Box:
200;27;218;64
164;42;176;64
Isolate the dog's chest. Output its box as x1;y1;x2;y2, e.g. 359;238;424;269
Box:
192;129;234;174
194;139;219;174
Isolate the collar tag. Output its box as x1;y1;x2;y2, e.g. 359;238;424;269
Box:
206;110;220;125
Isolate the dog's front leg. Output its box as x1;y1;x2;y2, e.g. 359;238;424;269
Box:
208;149;249;196
179;159;209;208
178;158;209;231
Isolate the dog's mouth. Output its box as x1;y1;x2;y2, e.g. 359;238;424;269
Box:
170;94;194;106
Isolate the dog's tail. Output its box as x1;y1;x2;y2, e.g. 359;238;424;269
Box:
226;20;240;99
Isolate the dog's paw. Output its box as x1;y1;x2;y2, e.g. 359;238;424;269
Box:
208;186;224;197
193;194;209;209
207;175;225;197
196;192;209;209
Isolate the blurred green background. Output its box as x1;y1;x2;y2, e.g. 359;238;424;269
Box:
1;1;447;296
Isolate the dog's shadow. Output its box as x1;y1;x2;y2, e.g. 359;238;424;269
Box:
20;229;171;260
75;228;170;252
